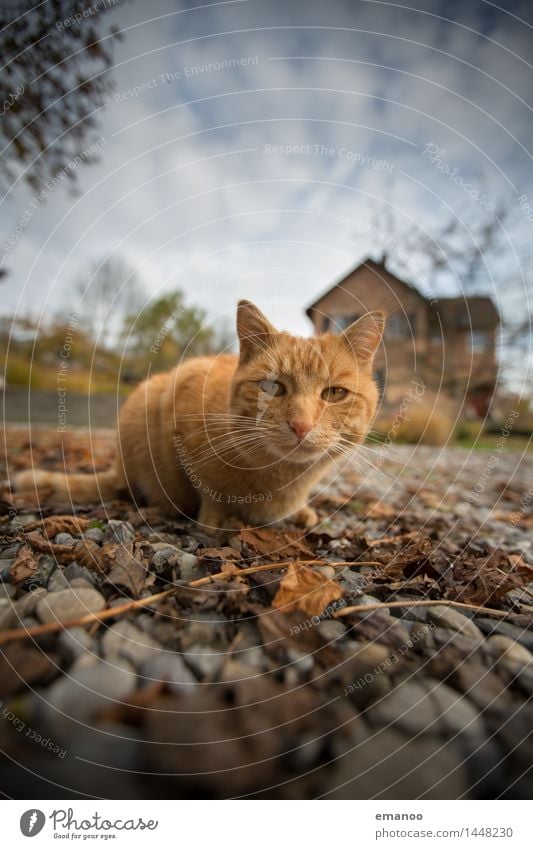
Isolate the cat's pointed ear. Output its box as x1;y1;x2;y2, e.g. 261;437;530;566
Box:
341;311;385;363
237;300;277;363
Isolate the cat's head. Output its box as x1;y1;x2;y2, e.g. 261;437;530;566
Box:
230;300;385;464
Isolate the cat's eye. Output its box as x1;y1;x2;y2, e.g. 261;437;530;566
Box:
322;386;348;402
259;379;286;397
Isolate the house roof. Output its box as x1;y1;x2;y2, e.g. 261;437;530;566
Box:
306;256;423;318
430;296;500;330
306;257;500;328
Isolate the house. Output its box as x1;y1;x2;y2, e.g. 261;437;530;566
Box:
306;257;499;417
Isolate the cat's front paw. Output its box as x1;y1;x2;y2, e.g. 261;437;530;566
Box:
291;505;318;528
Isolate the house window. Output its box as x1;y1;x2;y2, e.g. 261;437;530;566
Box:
333;314;359;332
386;313;412;339
469;331;489;353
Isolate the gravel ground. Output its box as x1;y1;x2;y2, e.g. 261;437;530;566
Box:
0;428;532;800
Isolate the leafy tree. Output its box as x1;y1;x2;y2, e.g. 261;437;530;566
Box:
0;0;121;195
122;290;216;373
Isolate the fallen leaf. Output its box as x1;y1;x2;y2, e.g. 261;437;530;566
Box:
23;515;90;537
198;546;242;574
272;562;343;616
447;547;529;606
104;544;153;596
25;531;77;565
239;527;314;560
9;544;38;584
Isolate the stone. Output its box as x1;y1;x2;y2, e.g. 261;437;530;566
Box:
313;565;335;579
317;619;347;641
68;578;96;590
83;527;104;544
103;520;135;546
1;544;20;559
42;658;136;722
286;647;314;674
0;558;14;582
14;587;48;617
47;570;69;592
183;644;225;679
101;620;161;666
426;606;483;641
177;551;200;582
58;626;96;661
327;727;467;799
54;532;76;546
0;583;16;599
370;678;483;739
432;628;483;655
23;554;57;589
485;635;533;666
139;651;197;693
63;562;97;585
476;618;533;652
0;599;16;630
36;587;106;624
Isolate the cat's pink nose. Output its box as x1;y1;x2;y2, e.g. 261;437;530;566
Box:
289;420;313;440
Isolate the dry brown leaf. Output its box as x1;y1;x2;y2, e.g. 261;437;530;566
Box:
104;544;153;596
72;538;106;573
447;547;529;606
239;527;314;560
272;562;343;616
25;530;77;565
23;515;91;537
9;544;38;584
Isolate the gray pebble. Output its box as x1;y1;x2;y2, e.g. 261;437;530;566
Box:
43;657;136;722
0;560;14;582
286;647;314;674
14;587;48;617
476;618;533;652
54;533;76;546
371;678;483;740
0;583;16;599
63;562;97;586
317;620;347;641
101;620;162;666
83;527;104;544
313;565;336;579
68;578;96;590
36;587;106;624
58;626;96;661
24;555;57;589
0;599;16;630
426;606;483;642
485;635;533;666
139;651;197;692
337;568;367;597
1;545;20;559
103;520;135;546
183;644;225;679
47;570;69;592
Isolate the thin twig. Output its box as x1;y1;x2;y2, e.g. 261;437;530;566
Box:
367;531;419;547
334;598;515;620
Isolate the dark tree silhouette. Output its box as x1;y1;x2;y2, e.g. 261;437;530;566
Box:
0;0;121;195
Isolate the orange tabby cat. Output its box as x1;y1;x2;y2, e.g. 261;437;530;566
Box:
15;300;384;533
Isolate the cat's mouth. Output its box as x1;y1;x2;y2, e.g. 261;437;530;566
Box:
267;436;329;464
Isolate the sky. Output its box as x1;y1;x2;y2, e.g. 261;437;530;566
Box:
2;0;533;341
